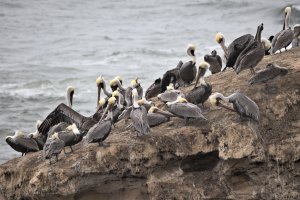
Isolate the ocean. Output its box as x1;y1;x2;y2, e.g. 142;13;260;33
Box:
0;0;299;163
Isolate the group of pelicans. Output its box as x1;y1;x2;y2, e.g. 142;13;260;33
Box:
5;7;299;164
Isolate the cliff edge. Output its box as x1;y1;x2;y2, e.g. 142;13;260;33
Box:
0;48;300;200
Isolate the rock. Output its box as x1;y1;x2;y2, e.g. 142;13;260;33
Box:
0;48;300;200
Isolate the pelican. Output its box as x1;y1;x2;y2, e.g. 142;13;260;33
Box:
28;120;46;150
186;62;212;106
52;123;82;154
43;132;65;164
145;78;162;100
158;83;184;103
91;98;108;122
292;24;300;48
166;96;206;125
261;38;272;55
6;131;39;156
161;60;184;92
204;50;222;74
179;44;197;85
147;106;174;127
118;98;153;121
271;7;294;54
130;88;150;136
85;97;116;147
248;63;288;85
215;32;254;71
234;23;265;74
209;92;260;121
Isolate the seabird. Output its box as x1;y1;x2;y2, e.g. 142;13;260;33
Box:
130;88;150;136
96;75;112;97
271;7;294;54
147;106;174;127
179;44;197;85
204;50;222;74
84;97;116;147
6;130;39;156
209;91;260;121
186;62;212;106
166;96;206;125
248;63;288;85
215;32;254;71
234;23;265;74
158;83;184;103
43;132;65;164
145;78;162;100
161;60;184;92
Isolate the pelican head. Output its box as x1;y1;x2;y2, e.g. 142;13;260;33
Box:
96;76;104;87
285;7;291;14
99;98;106;107
66;123;80;135
148;106;159;113
199;61;209;69
209;92;224;106
211;50;217;56
215;32;224;44
166;83;175;91
108;97;117;106
131;78;140;88
187;44;196;57
112;90;120;97
109;79;119;91
51;132;59;140
137;98;152;106
261;38;271;50
114;76;123;84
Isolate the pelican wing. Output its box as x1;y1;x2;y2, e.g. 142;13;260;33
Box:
248;64;287;85
229;92;260;121
38;103;84;136
57;131;76;146
272;29;293;53
169;103;206;119
43;139;65;159
86;120;112;143
130;106;150;136
145;78;161;99
147;113;168;127
16;136;39;152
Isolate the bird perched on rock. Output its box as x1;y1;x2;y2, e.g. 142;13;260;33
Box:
204;50;222;74
209;91;260;122
43;132;65;164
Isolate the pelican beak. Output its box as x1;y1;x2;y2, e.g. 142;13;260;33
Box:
70;90;74;107
156;110;175;117
194;69;201;89
217;102;236;113
99;105;109;122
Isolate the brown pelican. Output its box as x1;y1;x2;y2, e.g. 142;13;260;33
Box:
186;62;212;106
118;78;143;107
261;38;272;55
215;32;254;71
209;92;260;121
161;60;184;92
147;106;174;127
145;78;161;100
6;131;39;156
84;97;116;146
130;88;150;136
204;50;222;74
292;24;300;48
179;44;197;85
234;23;265;74
43;132;65;164
271;7;294;54
52;123;82;154
158;83;184;103
248;63;288;85
166;96;206;125
28;120;46;150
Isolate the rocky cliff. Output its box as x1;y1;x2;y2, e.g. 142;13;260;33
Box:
0;48;300;200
